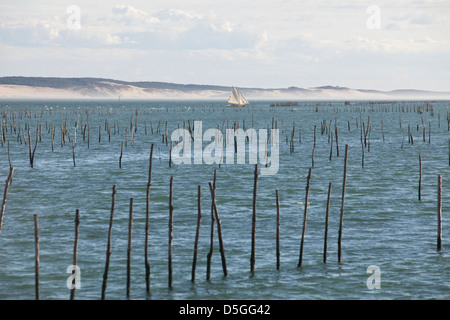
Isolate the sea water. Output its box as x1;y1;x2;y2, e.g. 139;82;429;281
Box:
0;99;449;300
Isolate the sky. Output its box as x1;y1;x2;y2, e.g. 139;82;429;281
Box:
0;0;449;91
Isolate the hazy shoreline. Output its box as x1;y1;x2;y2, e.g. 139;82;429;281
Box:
1;77;450;100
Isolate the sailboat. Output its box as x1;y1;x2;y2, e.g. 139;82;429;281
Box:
227;86;248;107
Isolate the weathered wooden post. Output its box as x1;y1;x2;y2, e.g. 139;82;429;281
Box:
101;185;116;300
126;198;133;298
419;154;422;201
0;167;14;233
251;164;258;273
192;185;202;282
70;209;80;300
338;145;349;263
209;181;227;277
437;175;442;251
276;189;281;270
145;144;154;293
298;167;312;267
323;182;332;263
168;177;174;287
34;214;40;300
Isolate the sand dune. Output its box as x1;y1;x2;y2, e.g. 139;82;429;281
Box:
1;77;449;100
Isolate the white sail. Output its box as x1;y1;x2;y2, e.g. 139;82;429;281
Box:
227;87;248;106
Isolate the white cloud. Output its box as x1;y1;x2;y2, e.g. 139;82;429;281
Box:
0;0;449;90
111;4;160;24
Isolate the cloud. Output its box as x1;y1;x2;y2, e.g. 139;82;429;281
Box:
111;4;160;24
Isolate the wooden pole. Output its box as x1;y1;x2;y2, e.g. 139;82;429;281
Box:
251;164;258;273
276;189;281;270
168;177;174;287
338;145;349;263
419;154;422;201
145;144;153;293
329;131;333;161
206;195;215;280
127;198;133;297
323;182;332;263
437;175;442;251
209;181;228;277
311;126;316;167
119;141;123;168
0;167;14;233
101;185;116;300
191;185;202;282
70;209;80;300
335;124;339;157
72;140;76;167
34;213;40;300
298;167;312;267
8;141;12;169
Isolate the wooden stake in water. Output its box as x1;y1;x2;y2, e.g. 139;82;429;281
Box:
419;154;422;201
437;175;442;251
311;126;316;167
101;185;116;300
323;182;332;263
338;145;349;263
70;209;80;300
168;177;174;287
206;178;215;280
34;213;40;300
119;141;123;168
298;167;312;267
0;167;14;233
251;164;258;273
72;140;76;167
276;189;281;270
209;181;228;277
127;198;133;298
191;185;202;283
145;144;154;293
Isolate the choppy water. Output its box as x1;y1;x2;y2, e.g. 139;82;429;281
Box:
0;99;449;300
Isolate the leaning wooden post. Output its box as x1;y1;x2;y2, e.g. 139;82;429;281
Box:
206;170;218;280
209;181;228;277
338;145;349;263
206;184;215;281
323;182;332;263
168;177;174;288
34;213;40;300
251;164;258;273
298;167;312;267
191;185;202;283
145;144;154;293
0;167;14;233
101;185;116;300
437;175;442;251
70;209;80;300
127;198;133;298
276;189;281;270
419;154;422;201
